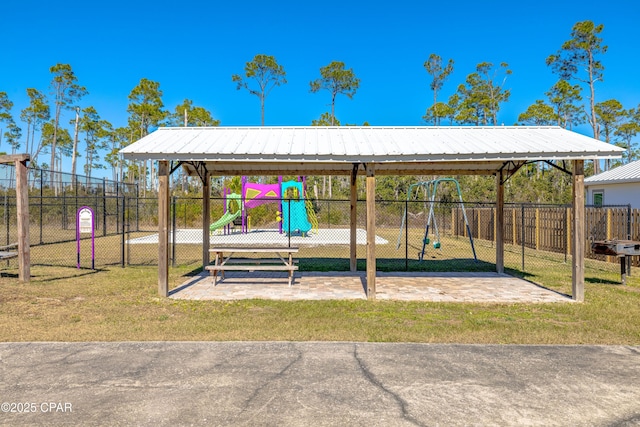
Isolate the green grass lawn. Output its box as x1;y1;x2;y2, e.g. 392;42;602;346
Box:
0;259;638;344
1;225;638;344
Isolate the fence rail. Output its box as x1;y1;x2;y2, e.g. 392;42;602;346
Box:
0;161;637;276
451;204;639;267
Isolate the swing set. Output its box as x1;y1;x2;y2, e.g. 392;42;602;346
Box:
396;178;477;262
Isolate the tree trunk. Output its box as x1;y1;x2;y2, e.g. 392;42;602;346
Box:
71;107;80;190
51;103;61;191
25;122;31;157
329;175;332;198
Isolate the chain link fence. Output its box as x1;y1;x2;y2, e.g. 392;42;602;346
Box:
1;163;638;284
0;164;138;268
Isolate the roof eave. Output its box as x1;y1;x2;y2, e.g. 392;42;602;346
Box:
585;178;640;186
120;152;624;163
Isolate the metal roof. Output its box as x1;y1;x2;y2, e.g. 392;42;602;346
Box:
120;126;624;176
584;159;640;185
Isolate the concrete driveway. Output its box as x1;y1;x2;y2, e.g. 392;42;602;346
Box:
1;342;638;426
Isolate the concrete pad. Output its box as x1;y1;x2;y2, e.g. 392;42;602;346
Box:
0;342;638;426
171;271;572;303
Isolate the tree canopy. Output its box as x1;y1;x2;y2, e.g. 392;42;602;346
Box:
232;54;287;126
310;61;360;126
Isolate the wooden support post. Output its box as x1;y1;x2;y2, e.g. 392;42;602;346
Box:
606;209;613;263
535;208;540;250
493;207;497;246
365;163;376;300
202;171;211;268
572;160;585;302
566;207;572;255
15;158;30;282
158;161;170;297
496;171;504;274
451;210;455;235
350;164;358;272
512;209;517;246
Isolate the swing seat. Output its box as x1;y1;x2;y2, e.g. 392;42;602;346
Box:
423;238;430;244
433;242;441;249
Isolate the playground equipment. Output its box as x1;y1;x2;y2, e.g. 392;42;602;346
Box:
210;176;318;236
280;180;313;236
396;178;477;262
209;191;242;233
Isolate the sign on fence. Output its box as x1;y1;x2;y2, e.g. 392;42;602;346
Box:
76;206;95;269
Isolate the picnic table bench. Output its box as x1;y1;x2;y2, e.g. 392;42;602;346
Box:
206;246;299;286
0;243;18;261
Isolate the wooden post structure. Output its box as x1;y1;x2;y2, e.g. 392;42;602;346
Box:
535;208;540;250
512;209;517;246
15;156;30;282
202;171;211;268
158;160;170;297
566;207;572;255
495;170;504;274
350;164;358;272
572;160;585;302
365;163;376;300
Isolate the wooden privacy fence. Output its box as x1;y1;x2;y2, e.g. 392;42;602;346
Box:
452;205;640;267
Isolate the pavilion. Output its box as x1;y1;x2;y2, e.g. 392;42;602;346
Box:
120;126;624;301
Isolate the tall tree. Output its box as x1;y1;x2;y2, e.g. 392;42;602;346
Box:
547;20;607;172
446;93;461;125
452;62;511;125
423;102;454;126
127;78;167;193
105;126;129;182
454;77;486;125
169;99;220;127
4;122;22;154
0;92;13;125
80;106;110;181
595;99;626;170
595;99;625;144
476;62;512;125
310;61;360;125
20;89;50;163
232;54;287;126
49;63;87;184
517;100;557;125
127;78;166;137
423;54;454;125
40;120;72;173
311;112;341;127
0;92;15;150
545;80;584;129
614;105;640;164
614;119;640;164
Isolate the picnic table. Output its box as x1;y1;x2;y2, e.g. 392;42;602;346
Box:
0;243;18;261
206;246;299;286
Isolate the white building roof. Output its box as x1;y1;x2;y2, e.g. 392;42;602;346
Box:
584;159;640;185
120;126;624;176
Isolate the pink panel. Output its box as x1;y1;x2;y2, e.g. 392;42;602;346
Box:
243;183;282;209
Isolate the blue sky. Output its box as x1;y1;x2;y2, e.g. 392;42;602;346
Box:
1;0;639;176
